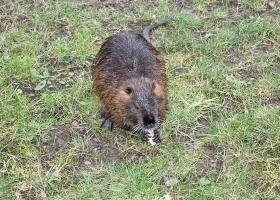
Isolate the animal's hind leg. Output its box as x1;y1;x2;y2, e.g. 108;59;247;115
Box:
100;112;114;131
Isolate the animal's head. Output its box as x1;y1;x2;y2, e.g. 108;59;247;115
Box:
113;77;166;133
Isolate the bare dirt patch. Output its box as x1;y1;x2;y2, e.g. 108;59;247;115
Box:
26;57;89;94
256;45;269;56
37;118;150;172
14;78;71;98
41;124;71;155
237;66;262;82
172;64;191;76
171;0;193;12
227;1;279;21
39;56;90;74
0;138;19;156
13;58;75;97
195;144;224;177
187;117;211;135
50;20;73;37
14;81;38;98
0;13;30;32
260;88;280;106
170;134;194;150
104;0;135;11
169;116;223;181
248;173;280;197
185;144;224;183
221;94;245;112
39;58;68;69
262;97;280;106
38;122;121;170
227;46;241;65
0;3;31;32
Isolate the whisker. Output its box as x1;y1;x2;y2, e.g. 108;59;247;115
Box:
131;124;141;134
131;126;137;134
136;125;143;133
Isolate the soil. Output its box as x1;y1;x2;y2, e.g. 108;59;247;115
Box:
227;46;241;65
37;122;119;171
195;144;224;178
0;2;30;32
127;20;152;33
183;144;224;183
13;57;91;98
262;97;280;106
221;93;244;113
52;20;73;37
260;87;280;106
248;173;280;196
14;81;40;98
101;0;135;11
237;66;262;82
37;117;152;172
187;117;212;135
170;116;213;149
169;115;224;182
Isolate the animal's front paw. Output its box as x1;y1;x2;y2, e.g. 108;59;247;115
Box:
153;129;161;143
140;129;161;145
139;130;151;141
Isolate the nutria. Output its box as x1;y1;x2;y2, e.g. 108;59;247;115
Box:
93;17;173;144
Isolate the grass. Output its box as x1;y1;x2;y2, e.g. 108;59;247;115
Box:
0;0;279;199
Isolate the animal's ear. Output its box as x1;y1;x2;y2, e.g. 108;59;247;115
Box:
125;87;132;94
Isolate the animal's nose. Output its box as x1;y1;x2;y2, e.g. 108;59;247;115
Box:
143;114;155;128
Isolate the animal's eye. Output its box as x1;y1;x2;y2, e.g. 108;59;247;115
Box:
125;87;132;94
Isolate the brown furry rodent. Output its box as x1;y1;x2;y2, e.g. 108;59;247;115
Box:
93;17;173;144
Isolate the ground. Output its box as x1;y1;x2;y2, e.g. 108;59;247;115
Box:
0;0;279;199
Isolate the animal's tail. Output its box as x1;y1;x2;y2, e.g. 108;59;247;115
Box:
142;16;174;43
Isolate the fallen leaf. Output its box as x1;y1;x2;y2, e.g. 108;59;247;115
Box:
157;193;172;200
34;80;46;90
58;80;66;85
199;177;210;186
268;0;275;8
72;120;79;127
84;161;91;165
225;171;235;178
79;101;88;105
38;190;47;197
17;89;23;94
165;177;179;187
95;39;106;45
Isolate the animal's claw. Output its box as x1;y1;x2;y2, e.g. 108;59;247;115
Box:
139;130;161;143
153;129;161;143
139;131;151;141
100;112;114;131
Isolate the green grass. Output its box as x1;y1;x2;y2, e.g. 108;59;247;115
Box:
1;0;279;199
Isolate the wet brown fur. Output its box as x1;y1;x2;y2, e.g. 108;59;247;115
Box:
93;31;167;132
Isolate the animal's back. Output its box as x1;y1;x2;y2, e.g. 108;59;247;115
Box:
94;32;164;85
